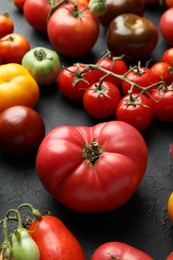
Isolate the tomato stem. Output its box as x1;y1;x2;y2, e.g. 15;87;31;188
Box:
83;138;103;166
17;203;42;220
0;217;13;260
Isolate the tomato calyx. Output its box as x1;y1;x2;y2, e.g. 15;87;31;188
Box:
33;48;53;61
89;79;116;102
66;64;91;87
0;35;15;43
83;138;103;166
107;252;118;260
125;92;149;108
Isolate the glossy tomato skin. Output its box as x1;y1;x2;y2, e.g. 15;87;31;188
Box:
98;0;145;27
23;0;51;32
150;86;173;122
0;13;14;38
160;8;173;46
47;3;99;57
162;48;173;65
116;94;154;132
0;33;30;64
151;61;173;85
0;106;45;156
121;67;160;95
93;56;128;88
107;14;158;62
58;65;96;100
28;215;86;260
91;242;154;260
83;81;121;118
36;121;148;212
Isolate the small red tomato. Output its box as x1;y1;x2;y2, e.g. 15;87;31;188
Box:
83;81;121;118
116;93;154;131
150;85;173;122
121;66;160;96
13;0;26;10
0;106;45;156
162;48;173;65
160;8;173;46
0;12;14;38
151;62;173;85
93;55;128;88
58;64;96;100
166;251;173;260
0;33;30;64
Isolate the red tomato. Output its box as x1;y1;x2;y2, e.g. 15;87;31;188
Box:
116;93;154;132
165;0;173;8
93;55;128;88
36;121;148;212
58;64;96;100
150;85;173;122
151;61;173;85
0;33;30;64
47;3;99;57
162;48;173;65
121;66;160;96
83;81;121;118
23;0;51;32
98;0;145;27
0;13;14;38
91;242;154;260
160;8;173;46
167;251;173;260
107;14;158;62
0;106;45;156
28;215;85;260
13;0;26;10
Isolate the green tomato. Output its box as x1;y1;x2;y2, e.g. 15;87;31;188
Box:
22;47;61;86
12;229;40;260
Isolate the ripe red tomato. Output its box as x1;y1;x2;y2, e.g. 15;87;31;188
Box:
116;93;154;132
0;12;14;38
98;0;145;27
151;61;173;85
47;3;99;57
91;242;154;260
150;85;173;122
23;0;51;32
83;81;121;118
0;106;45;156
107;14;158;62
160;8;173;46
58;64;96;100
28;215;85;260
121;66;160;96
162;48;173;65
13;0;26;10
36;121;148;212
0;33;30;64
166;251;173;260
165;0;173;8
93;55;128;88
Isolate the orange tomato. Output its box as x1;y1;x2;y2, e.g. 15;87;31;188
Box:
73;0;89;6
165;0;173;7
168;192;173;221
0;12;14;38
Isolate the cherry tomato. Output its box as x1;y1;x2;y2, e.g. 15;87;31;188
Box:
0;106;45;156
107;14;158;62
98;0;145;27
0;33;30;64
28;215;86;260
91;242;154;260
150;85;173;122
0;12;14;38
13;0;26;10
121;66;160;96
167;251;173;260
165;0;173;8
93;54;128;88
168;192;173;222
47;3;99;57
151;61;173;85
160;8;173;46
23;0;51;32
58;64;96;100
162;48;173;65
83;81;121;118
116;93;154;132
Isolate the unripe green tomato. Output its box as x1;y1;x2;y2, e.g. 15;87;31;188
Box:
22;47;61;86
12;229;40;260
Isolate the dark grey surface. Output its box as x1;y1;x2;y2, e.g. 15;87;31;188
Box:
1;2;173;259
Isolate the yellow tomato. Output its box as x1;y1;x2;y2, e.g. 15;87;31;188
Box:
0;63;40;112
168;192;173;221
